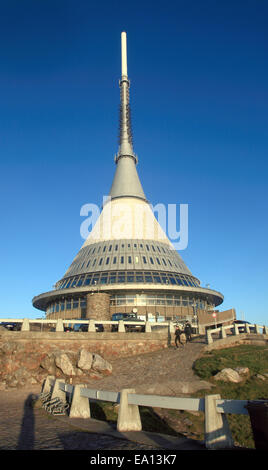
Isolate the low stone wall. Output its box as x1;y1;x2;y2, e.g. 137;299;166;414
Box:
0;330;171;360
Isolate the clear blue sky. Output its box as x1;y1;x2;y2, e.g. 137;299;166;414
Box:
0;0;267;324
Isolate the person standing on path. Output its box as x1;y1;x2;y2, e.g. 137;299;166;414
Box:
184;321;192;343
175;325;184;348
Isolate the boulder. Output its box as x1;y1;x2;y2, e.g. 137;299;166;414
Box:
92;353;112;375
77;349;93;371
213;368;243;383
40;353;58;375
255;374;266;381
234;367;250;376
40;350;111;377
55;353;77;376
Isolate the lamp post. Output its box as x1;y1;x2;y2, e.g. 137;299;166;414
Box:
192;302;199;334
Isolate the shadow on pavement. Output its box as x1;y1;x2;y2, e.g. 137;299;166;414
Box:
16;394;36;450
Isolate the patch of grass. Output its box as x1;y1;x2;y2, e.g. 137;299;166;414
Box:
166;409;205;440
193;345;268;380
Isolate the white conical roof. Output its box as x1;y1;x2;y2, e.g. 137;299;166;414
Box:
61;195;194;280
82;197;171;247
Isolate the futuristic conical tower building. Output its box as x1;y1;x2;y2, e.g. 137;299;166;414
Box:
33;32;224;327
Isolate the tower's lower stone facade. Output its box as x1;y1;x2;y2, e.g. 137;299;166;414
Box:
86;293;110;321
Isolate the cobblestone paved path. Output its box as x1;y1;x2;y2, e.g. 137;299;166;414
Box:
0;388;158;450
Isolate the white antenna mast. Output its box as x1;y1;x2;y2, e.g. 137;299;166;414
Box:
115;31;137;162
121;31;128;78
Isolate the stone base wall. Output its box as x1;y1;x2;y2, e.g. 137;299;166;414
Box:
0;330;170;361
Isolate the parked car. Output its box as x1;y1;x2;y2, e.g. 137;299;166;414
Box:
74;323;104;332
77;324;88;332
111;313;134;321
95;323;104;332
0;322;21;331
111;313;145;332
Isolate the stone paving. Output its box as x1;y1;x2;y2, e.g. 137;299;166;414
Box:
72;336;209;395
0;338;208;451
0;386;166;450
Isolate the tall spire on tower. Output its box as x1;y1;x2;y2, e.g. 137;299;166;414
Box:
118;31;134;158
109;32;146;201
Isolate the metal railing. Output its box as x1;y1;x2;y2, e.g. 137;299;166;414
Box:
41;376;255;450
206;322;268;345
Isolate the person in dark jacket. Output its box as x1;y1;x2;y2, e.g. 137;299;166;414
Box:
184;321;192;342
175;325;184;348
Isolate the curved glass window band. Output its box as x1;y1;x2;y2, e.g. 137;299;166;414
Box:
57;271;200;289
